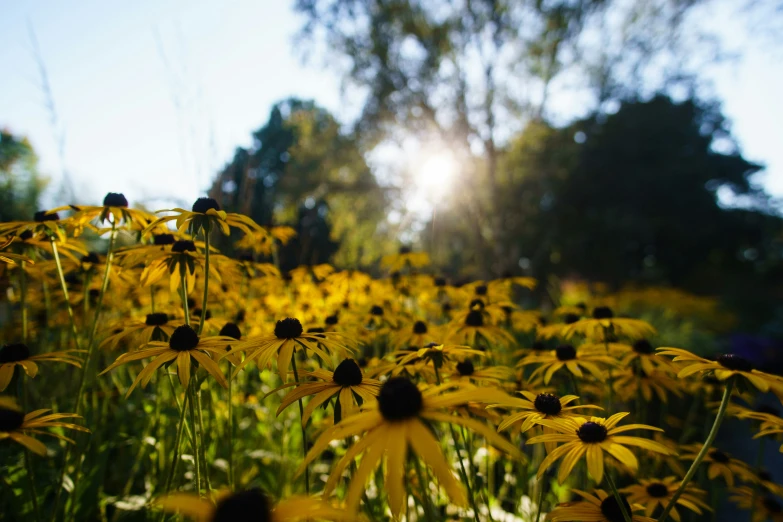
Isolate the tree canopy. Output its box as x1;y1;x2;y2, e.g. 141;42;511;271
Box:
0;129;47;222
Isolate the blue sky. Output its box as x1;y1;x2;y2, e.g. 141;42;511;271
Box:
1;0;781;212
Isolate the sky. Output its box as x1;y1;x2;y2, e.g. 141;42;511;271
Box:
1;0;782;212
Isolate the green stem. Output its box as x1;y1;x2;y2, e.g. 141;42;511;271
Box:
228;366;234;490
198;223;210;335
196;388;212;494
74;220;118;416
658;377;735;522
749;436;766;522
20;264;28;343
187;380;202;494
605;472;632;522
534;477;546;522
290;353;310;495
159;387;189;521
412;455;436;522
180;273;191;326
24;449;41;522
433;365;480;522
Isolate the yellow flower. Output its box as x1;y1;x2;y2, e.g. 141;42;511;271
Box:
729;486;783;522
0;397;88;456
678;444;751;487
613;367;684;403
270;359;381;424
389;319;442;350
518;344;616;384
528;413;672;484
393;342;484;370
144;197;261;237
620;476;710;521
449;360;514;384
0;343;83;391
53;192;156;234
100;325;234;396
562;306;656;341
98;313;178;351
235;226;297;256
228;318;356;381
298;378;523;517
657;347;783;392
547;489;655;522
498;391;601;433
446;307;516;348
155;488;354;522
380;246;430;272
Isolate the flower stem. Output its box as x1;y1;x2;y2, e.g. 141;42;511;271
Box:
227;366;234;490
433;365;481;522
290;353;310;495
534;477;546;522
158;387;189;521
605;471;632;522
658;376;735;522
24;449;41;522
196;387;212;494
198;223;210;336
20;264;28;343
180;273;191;326
187;380;202;494
412;455;436;522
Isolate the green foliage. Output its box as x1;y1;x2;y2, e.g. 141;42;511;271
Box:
210;99;391;268
0;130;48;222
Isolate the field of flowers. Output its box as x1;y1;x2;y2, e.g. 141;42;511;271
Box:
1;194;782;522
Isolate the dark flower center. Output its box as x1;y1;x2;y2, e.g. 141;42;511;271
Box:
441;303;452;313
325;314;339;325
532;342;547;351
308;327;325;334
709;449;730;463
192;308;211;320
475;285;488;296
274;318;303;339
192;197;220;213
169;325;199;351
399;245;412;254
378;378;423;421
763;497;782;514
153;234;176;246
555;344;577;361
758;470;772;482
577;421;608;443
633;339;654;354
600;495;633;522
0;343;31;363
563;313;580;325
534;393;562;415
82;253;100;265
171;240;196;253
333;359;363;387
219;323;242;340
717;354;753;372
465;310;484;327
0;407;25;432
592;306;614;319
434;277;446;287
413;321;428;334
103;193;128;207
212;488;270;522
469;299;485;310
19;230;33;241
370;305;384;316
34;210;59;222
645;482;669;498
456;360;475;376
145;313;169;326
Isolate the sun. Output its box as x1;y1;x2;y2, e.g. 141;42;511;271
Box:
413;149;459;198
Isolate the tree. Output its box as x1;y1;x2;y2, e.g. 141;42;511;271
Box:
209;99;391;268
430;95;782;292
294;0;742;275
0;130;47;222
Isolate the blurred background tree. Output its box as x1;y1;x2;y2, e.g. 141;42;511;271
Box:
0;129;47;222
209;98;393;269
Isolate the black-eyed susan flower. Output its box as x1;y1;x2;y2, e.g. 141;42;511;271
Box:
619;339;678;374
380;245;430;273
299;378;523;517
0;398;88;455
497;391;601;433
139;239;227;294
446;308;516;348
389;319;441;349
729;486;783;522
0;343;83;391
528;413;672;484
100;325;233;396
548;489;656;522
519;344;616;385
145;197;261;237
98;313;178;351
657;348;783;393
0;209;67;243
679;444;751;487
449;359;514;384
53;193;156;234
563;307;656;341
754;414;783;452
234;226;297;256
228;318;356;381
272;358;380;424
156;488;354;522
613;367;684;403
620;477;710;520
394;342;485;370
